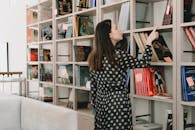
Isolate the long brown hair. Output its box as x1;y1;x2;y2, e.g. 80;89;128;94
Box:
88;19;116;71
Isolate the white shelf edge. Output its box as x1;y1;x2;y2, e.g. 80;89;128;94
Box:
180;21;195;27
74;62;88;66
56;62;74;65
74;35;94;40
56;38;74;43
75;86;90;91
74;7;97;15
39;18;53;24
56;13;73;20
39;61;53;64
181;62;195;66
151;62;173;66
101;0;130;9
133;25;173;33
55;84;74;89
132;95;173;103
181;101;195;107
39;40;53;44
27;61;39;65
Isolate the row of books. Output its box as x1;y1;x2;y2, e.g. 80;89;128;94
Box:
183;26;195;50
134;32;172;62
134;67;169;97
76;0;96;11
29;45;91;62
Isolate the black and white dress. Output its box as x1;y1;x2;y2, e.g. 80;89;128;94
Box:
90;45;152;130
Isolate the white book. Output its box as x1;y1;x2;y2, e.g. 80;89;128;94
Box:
118;2;130;32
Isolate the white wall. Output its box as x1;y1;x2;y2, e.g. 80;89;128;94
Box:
0;0;38;77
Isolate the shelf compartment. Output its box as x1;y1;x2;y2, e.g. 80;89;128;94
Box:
56;64;73;86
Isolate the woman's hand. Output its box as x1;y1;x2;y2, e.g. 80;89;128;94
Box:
146;27;159;46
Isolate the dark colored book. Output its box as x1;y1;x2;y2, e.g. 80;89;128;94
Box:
162;0;172;25
78;15;94;36
30;48;38;61
56;0;72;16
74;46;92;62
152;35;172;62
41;25;52;40
184;0;193;22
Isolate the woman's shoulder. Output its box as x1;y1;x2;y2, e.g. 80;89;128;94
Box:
115;49;128;57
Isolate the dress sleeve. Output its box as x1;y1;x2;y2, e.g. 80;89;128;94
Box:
120;45;152;69
89;71;97;107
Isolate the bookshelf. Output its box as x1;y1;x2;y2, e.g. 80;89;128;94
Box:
26;0;97;116
25;0;194;129
177;0;195;130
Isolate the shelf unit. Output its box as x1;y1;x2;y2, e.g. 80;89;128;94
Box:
26;0;97;116
177;0;195;130
26;0;194;129
132;0;176;129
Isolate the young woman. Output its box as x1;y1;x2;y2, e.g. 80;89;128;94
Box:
88;19;159;130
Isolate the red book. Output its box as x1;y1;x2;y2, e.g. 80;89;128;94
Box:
30;49;38;61
184;27;195;50
188;27;195;41
134;68;154;96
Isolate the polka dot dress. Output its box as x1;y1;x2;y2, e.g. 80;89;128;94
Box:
90;45;152;130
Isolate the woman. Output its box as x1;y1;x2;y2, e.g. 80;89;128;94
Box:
88;19;158;130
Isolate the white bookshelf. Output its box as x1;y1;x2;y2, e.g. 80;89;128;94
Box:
26;0;193;129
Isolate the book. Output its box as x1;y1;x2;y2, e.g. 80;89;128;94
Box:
76;66;89;87
136;2;148;28
43;49;51;61
134;67;167;96
141;33;159;62
78;15;94;36
181;66;195;101
30;48;38;61
118;2;130;32
163;109;172;130
56;0;72;16
162;0;173;25
152;35;172;62
184;27;195;50
74;46;92;62
65;25;73;38
29;65;38;80
57;65;73;85
134;68;154;96
184;0;193;22
41;25;53;41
